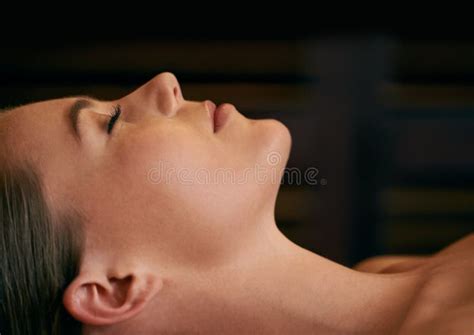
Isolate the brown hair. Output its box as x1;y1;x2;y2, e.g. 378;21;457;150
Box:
0;109;85;334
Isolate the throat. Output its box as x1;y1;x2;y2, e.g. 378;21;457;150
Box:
159;228;421;334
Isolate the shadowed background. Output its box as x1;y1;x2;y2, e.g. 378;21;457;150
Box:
1;30;473;266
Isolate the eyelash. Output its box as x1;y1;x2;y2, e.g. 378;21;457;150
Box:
107;104;122;134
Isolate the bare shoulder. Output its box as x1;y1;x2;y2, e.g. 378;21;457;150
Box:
398;233;474;334
353;233;474;274
354;234;474;334
434;232;474;258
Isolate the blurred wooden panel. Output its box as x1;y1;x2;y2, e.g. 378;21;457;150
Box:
275;187;320;251
380;187;474;254
395;42;474;75
381;84;474;108
1;41;310;77
389;119;474;170
5;41;472;82
381;188;474;216
383;219;473;253
275;186;324;222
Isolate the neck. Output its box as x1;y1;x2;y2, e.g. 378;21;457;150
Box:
119;218;421;334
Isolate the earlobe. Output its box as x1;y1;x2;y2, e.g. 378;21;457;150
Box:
63;272;163;326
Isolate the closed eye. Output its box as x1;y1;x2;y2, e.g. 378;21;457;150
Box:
107;104;122;134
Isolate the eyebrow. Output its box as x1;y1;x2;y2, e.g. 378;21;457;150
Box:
69;96;96;142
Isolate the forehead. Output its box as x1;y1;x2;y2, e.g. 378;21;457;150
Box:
4;98;72;126
1;98;74;165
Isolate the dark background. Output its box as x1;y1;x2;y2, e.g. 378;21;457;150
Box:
1;29;473;266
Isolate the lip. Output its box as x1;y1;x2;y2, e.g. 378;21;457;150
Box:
213;103;233;133
205;100;217;131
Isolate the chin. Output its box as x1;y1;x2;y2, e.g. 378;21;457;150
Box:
245;118;292;199
235;118;291;214
254;118;291;210
258;118;292;167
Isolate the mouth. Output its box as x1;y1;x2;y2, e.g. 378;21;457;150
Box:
205;100;232;133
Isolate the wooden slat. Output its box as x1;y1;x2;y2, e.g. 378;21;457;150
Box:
395;42;474;75
381;84;474;108
275;186;323;222
4;41;474;91
388;118;474;170
383;219;473;252
1;41;310;76
3;41;474;80
381;188;474;216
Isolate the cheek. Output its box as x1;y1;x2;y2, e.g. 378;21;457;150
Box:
116;123;209;183
111;122;227;220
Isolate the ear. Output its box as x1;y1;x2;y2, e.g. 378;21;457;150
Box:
63;271;163;326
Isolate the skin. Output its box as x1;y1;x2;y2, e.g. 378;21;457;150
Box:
1;72;473;334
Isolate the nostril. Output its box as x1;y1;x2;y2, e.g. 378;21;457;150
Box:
173;85;183;102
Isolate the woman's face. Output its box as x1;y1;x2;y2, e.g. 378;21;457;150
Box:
2;73;291;270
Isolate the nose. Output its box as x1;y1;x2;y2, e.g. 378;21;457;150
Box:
150;72;183;115
123;72;183;118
